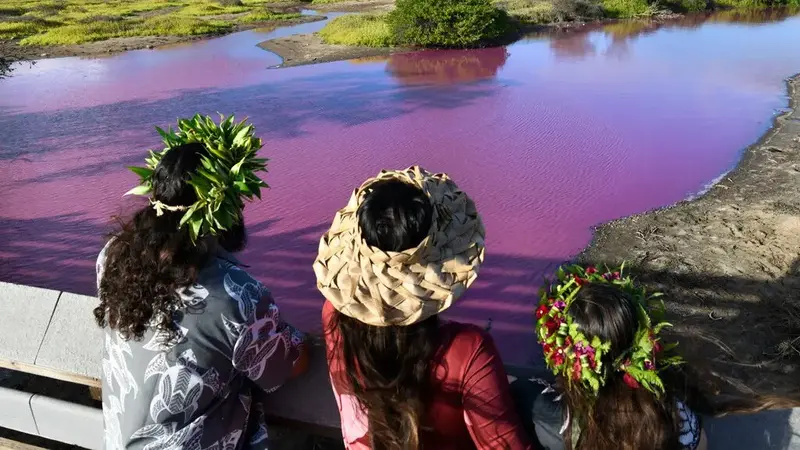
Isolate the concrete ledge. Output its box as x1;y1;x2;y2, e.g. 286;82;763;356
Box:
0;283;59;365
29;394;103;450
1;282;800;450
36;292;103;381
706;408;800;450
261;343;340;433
0;387;37;437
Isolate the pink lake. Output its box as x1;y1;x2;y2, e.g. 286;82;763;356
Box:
1;10;799;365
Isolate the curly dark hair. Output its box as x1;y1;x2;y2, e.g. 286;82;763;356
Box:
93;142;245;343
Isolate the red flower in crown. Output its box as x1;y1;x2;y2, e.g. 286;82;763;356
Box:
544;318;561;334
543;343;553;356
653;340;664;355
573;275;587;286
564;336;573;348
585;266;597;275
572;360;583;380
623;373;640;389
536;304;549;319
587;352;597;370
551;352;565;366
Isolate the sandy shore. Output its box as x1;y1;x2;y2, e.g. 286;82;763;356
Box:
579;76;800;402
259;33;401;68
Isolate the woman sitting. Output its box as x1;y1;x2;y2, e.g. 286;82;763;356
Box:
527;265;708;450
314;167;535;450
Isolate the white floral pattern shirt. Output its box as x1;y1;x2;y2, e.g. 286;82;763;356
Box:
98;246;305;450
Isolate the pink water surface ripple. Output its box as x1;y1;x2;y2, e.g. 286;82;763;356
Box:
1;12;799;365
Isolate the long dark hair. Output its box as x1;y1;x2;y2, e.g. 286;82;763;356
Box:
327;179;438;450
561;283;701;450
94;142;245;343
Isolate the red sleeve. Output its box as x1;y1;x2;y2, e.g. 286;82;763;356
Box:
461;329;535;450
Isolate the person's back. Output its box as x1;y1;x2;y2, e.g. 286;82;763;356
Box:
526;266;708;450
95;127;308;450
323;301;528;449
314;167;533;450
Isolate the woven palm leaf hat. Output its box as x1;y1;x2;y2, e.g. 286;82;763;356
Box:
313;166;486;327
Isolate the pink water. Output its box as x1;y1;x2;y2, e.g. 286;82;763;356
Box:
1;11;799;365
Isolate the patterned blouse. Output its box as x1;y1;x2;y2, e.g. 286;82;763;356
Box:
97;245;305;450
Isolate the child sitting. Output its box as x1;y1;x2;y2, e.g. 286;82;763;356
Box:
529;265;708;450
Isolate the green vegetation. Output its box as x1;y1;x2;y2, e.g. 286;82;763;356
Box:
389;0;513;47
599;0;654;17
318;14;395;46
500;0;798;22
498;0;601;23
320;0;514;48
0;0;301;46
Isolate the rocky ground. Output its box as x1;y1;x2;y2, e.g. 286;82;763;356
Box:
579;76;800;406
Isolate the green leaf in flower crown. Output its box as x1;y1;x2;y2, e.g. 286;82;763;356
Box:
190;215;202;240
128;166;153;180
124;184;151;196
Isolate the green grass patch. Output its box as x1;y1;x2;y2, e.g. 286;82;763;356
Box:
180;1;249;17
498;0;558;23
20;15;233;45
311;0;359;4
0;21;49;39
2;0;300;46
237;10;301;23
319;13;395;47
600;0;654;17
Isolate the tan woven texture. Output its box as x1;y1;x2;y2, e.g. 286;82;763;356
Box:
313;166;486;327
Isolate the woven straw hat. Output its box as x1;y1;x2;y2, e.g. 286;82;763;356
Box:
313;166;486;326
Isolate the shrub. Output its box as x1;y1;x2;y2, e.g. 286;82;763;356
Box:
388;0;514;48
601;0;655;17
319;14;396;47
498;0;601;23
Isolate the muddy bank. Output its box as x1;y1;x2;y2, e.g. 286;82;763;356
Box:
580;76;800;402
0;15;323;60
260;33;401;67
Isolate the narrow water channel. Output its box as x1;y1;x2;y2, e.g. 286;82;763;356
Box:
1;9;799;365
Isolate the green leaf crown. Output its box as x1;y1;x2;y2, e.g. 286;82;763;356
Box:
536;264;683;397
125;114;269;242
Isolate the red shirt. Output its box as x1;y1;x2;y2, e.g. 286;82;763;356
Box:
323;300;534;450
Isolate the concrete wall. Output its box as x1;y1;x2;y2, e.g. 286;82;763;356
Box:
0;281;798;450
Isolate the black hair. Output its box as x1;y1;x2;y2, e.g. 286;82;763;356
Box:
328;179;439;450
95;142;245;342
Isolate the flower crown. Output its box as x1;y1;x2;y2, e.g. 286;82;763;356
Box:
536;264;683;396
125;114;268;242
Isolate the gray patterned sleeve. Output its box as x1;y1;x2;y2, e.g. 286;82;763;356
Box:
677;400;702;450
220;266;306;393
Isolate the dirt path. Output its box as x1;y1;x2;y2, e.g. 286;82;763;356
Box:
579;76;800;403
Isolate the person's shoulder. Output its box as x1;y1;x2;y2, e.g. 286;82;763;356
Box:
194;256;270;323
440;321;495;351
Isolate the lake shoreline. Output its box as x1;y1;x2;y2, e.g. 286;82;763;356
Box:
579;74;800;402
0;15;326;61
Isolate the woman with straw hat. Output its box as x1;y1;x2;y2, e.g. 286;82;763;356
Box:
314;167;534;450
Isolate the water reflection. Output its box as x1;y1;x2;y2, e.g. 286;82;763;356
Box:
547;7;799;60
1;8;800;367
385;48;509;85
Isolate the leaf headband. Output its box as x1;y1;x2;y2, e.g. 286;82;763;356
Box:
536;264;683;396
125;114;269;242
